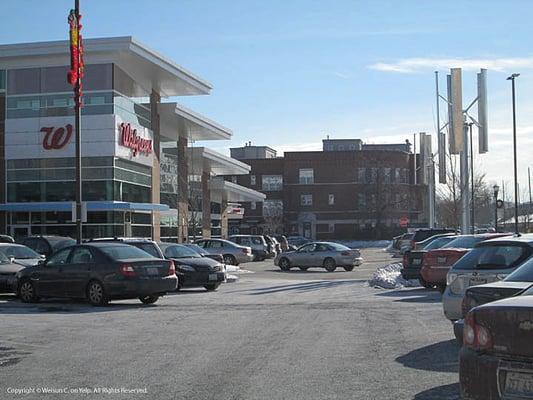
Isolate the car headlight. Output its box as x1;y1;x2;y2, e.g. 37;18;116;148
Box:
178;265;196;272
212;264;223;272
447;272;458;286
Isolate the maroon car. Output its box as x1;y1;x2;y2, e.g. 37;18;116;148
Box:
460;293;533;399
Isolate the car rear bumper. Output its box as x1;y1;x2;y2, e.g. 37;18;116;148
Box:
236;254;254;264
107;275;178;298
442;288;463;321
180;271;226;288
459;347;500;400
0;275;17;293
401;267;421;280
251;250;268;260
421;265;450;285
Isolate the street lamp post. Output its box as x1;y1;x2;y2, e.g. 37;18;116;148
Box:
493;184;500;233
507;73;520;235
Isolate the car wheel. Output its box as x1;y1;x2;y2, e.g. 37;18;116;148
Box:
204;284;220;291
324;258;336;272
223;254;237;265
343;266;354;272
299;267;309;271
86;280;109;306
279;257;291;271
18;280;39;303
139;295;159;304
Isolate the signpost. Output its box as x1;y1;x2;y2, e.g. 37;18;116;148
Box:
68;0;84;243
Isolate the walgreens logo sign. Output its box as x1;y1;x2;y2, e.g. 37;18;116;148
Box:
40;125;73;150
119;123;153;157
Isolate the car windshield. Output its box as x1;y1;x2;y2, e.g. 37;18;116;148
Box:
423;237;455;250
0;252;10;263
328;243;351;251
185;244;209;255
442;236;482;249
0;245;40;259
164;245;201;259
100;245;157;260
505;256;533;282
133;243;161;258
452;244;529;270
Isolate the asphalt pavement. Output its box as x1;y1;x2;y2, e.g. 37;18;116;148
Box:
0;248;460;400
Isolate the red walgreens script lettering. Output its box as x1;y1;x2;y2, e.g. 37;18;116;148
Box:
41;125;73;150
120;123;153;156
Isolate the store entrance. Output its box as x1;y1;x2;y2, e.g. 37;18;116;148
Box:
11;225;31;240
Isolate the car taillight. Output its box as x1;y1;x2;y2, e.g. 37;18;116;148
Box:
242;248;250;254
168;260;175;276
119;263;137;277
464;313;493;351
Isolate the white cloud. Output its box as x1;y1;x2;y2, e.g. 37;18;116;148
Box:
368;57;533;74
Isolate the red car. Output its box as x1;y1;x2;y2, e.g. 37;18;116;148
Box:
420;234;509;292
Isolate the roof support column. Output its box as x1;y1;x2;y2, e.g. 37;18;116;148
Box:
202;171;211;238
150;90;161;241
221;196;228;239
177;135;189;242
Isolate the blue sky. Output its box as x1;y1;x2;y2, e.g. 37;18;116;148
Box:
3;0;533;193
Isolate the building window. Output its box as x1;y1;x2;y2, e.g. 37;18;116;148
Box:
370;168;378;183
262;175;283;191
338;145;344;150
299;168;314;184
328;194;335;205
358;193;366;209
384;168;391;184
357;168;366;183
263;200;283;217
251;201;256;210
328;223;335;233
394;168;401;183
301;194;313;206
250;175;256;185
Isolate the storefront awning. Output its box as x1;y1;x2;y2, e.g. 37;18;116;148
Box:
0;201;169;213
209;178;266;203
0;37;211;97
158;103;232;142
162;146;249;176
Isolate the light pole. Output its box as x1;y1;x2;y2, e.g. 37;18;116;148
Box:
507;73;520;235
493;184;500;232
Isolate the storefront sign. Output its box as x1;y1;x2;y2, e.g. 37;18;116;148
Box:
40;125;73;150
119;122;153;157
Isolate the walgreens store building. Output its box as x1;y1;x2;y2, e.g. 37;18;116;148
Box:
0;37;214;240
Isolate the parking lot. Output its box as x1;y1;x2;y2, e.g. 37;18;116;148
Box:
0;248;460;400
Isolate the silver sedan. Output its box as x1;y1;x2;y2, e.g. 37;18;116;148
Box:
274;242;363;272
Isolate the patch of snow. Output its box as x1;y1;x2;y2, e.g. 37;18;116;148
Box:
225;265;240;272
368;263;420;289
225;274;239;283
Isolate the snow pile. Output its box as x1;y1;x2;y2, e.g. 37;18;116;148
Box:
225;265;240;272
337;240;391;249
368;263;420;289
225;274;239;283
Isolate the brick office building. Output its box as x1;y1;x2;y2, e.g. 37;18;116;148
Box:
227;140;428;240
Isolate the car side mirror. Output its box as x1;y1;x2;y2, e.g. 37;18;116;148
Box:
9;257;15;263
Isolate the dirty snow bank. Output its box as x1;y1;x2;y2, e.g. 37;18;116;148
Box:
225;265;240;272
368;263;420;289
337;240;391;249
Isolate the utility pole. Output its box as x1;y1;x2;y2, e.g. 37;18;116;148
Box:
507;73;520;235
529;167;532;232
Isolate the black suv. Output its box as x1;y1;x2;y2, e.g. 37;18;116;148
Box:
19;236;76;258
86;237;164;258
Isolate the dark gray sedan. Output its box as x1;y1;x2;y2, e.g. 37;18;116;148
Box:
274;242;363;272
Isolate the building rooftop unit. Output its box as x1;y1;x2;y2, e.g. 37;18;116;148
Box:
230;143;277;160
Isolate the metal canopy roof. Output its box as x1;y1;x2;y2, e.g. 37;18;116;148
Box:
158;102;232;142
209;178;266;203
0;36;212;97
163;146;249;176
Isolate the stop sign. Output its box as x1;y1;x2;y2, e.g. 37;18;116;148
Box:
399;216;409;227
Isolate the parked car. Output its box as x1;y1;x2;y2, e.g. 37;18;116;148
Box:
442;234;533;321
19;235;76;258
0;244;44;267
262;235;278;257
158;243;225;291
454;255;533;343
459;293;533;399
16;242;178;306
392;233;413;253
229;235;269;261
274;242;363;272
401;235;457;283
274;235;289;252
0;235;15;243
182;243;224;263
194;239;253;265
410;228;457;248
420;233;509;291
87;237;164;258
0;252;27;293
269;236;282;254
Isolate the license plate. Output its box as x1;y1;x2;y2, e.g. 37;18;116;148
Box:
146;268;159;276
504;371;533;397
209;273;218;281
437;257;447;264
413;259;421;265
469;277;487;286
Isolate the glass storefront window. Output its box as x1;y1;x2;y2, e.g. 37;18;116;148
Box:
0;70;6;90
